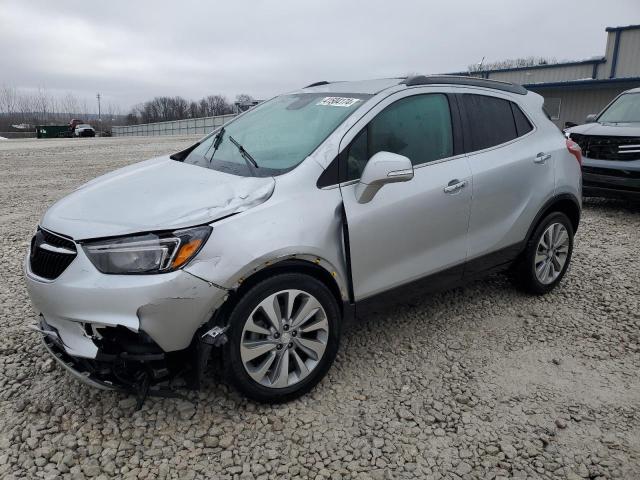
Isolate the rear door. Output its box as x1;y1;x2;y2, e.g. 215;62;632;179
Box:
340;89;472;300
458;91;555;272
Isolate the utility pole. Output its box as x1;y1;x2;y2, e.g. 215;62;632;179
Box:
96;93;101;136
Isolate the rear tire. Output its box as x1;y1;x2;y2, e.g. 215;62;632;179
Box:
513;212;574;295
223;273;341;403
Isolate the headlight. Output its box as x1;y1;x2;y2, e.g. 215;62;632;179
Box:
82;225;211;274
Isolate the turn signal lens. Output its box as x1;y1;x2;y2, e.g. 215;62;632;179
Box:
171;239;203;268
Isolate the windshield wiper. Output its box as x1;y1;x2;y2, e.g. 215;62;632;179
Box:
206;127;225;162
228;135;259;170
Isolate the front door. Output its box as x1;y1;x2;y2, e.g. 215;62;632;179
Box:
340;91;472;300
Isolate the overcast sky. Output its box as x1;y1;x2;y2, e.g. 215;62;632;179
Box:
1;0;638;112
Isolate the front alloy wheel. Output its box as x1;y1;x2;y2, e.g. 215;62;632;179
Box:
240;289;329;388
224;273;340;403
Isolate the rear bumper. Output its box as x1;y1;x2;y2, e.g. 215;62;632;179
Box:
582;156;640;199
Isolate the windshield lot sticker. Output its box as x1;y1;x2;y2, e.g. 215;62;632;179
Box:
317;97;361;107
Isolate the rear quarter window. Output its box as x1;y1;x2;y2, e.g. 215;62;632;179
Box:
461;94;517;151
511;103;534;137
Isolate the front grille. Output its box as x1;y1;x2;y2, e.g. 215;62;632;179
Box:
30;228;77;280
571;134;640;161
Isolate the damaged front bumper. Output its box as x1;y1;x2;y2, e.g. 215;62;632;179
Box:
34;315;210;399
35;318;121;390
24;247;229;395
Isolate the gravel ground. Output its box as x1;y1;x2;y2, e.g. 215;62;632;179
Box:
0;137;639;480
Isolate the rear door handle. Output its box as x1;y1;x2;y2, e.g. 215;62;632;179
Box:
443;179;467;194
534;152;551;164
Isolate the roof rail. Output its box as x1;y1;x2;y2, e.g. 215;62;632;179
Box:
402;75;528;95
304;81;331;88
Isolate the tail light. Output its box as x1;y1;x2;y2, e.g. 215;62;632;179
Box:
566;138;582;166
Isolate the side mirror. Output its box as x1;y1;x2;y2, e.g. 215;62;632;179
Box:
585;114;598;123
355;151;413;203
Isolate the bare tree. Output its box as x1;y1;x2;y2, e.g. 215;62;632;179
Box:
205;95;231;115
469;56;558;73
235;93;255;104
17;92;35;123
172;96;189;120
126;92;252;124
79;98;89;120
49;96;60;122
0;84;18;115
189;101;199;118
34;86;50;122
61;92;79;116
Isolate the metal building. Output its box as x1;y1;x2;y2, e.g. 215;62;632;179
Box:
449;24;640;128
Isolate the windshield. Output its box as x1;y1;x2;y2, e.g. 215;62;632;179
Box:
598;93;640;123
182;93;371;176
77;124;91;129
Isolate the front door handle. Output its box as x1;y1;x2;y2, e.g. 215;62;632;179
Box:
443;179;467;194
534;152;552;164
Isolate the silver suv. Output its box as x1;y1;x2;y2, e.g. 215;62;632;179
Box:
25;76;582;403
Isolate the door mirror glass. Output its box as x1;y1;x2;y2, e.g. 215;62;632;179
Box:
585;114;598;123
355;151;413;203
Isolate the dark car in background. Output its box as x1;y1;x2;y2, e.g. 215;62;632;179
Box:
566;87;640;199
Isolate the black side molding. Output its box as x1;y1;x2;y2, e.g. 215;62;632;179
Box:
402;75;528;95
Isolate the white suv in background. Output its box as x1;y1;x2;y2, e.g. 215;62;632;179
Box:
25;76;582;404
74;124;96;137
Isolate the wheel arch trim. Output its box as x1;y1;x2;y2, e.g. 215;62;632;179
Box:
207;256;350;331
232;255;348;301
525;193;581;245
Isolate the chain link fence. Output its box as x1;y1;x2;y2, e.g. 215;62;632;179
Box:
112;114;237;137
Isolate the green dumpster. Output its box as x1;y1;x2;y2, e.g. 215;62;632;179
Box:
36;125;72;139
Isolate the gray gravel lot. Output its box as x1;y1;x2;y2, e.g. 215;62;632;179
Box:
0;136;639;480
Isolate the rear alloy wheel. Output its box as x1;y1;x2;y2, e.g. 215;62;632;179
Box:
534;222;570;285
224;273;340;402
513;211;574;294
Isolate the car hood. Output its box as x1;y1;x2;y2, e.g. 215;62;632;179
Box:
567;122;640;137
40;156;275;240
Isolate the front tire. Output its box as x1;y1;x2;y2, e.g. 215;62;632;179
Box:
223;273;341;403
513;212;574;295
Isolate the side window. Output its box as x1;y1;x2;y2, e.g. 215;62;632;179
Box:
511;103;534;137
462;94;517;151
345;94;453;180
